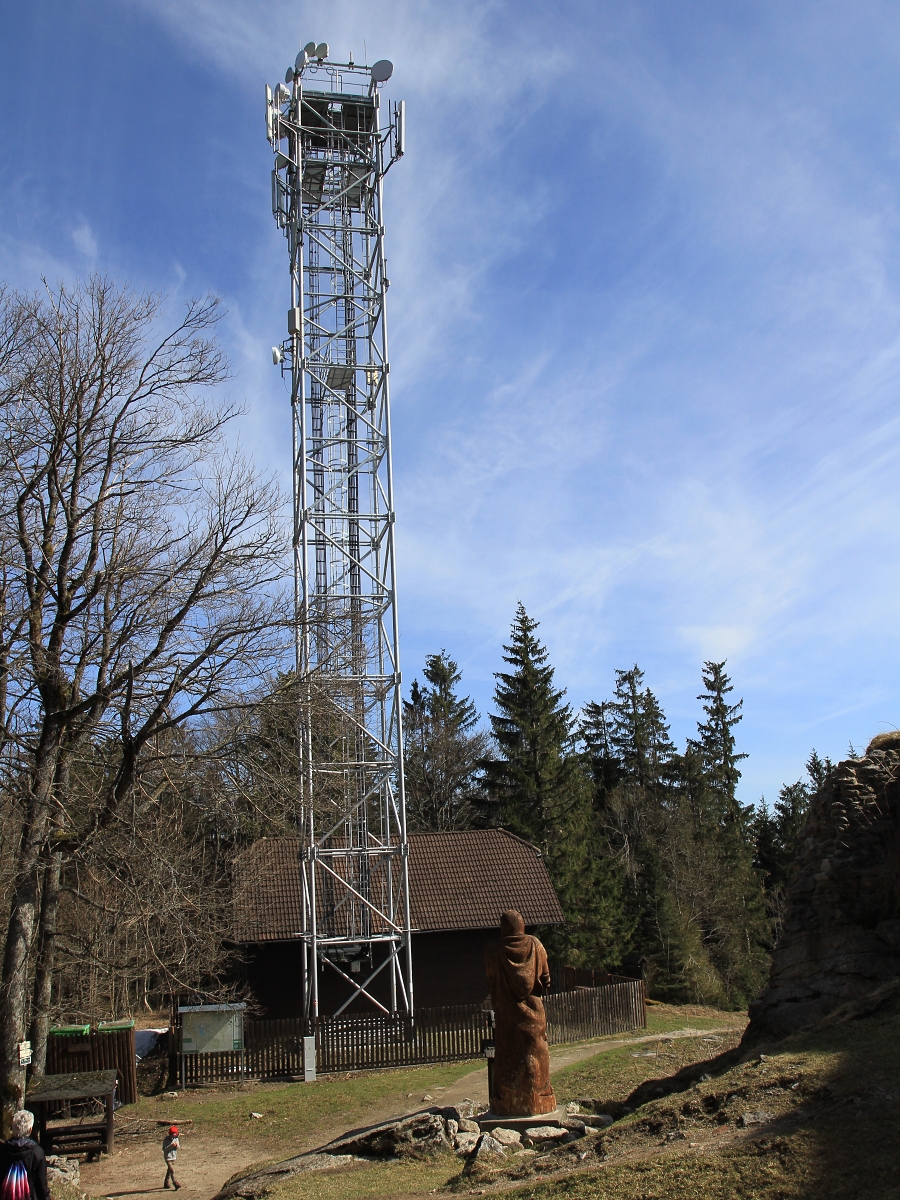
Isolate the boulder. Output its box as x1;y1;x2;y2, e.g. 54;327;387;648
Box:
214;1154;356;1199
738;1111;775;1128
463;1133;508;1175
489;1127;522;1147
472;1134;506;1158
453;1132;479;1155
46;1156;80;1187
522;1125;570;1149
581;1114;614;1128
323;1111;450;1157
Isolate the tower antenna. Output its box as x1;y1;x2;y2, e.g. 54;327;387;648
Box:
266;52;412;1023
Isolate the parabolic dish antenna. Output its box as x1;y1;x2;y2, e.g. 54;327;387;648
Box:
315;42;329;59
370;59;394;82
284;67;294;84
295;50;308;72
304;41;317;56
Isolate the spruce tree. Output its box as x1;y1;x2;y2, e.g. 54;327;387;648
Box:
607;666;676;790
694;660;748;820
670;744;770;1007
484;605;623;968
402;651;488;831
580;701;621;799
484;604;579;843
580;668;678;978
751;797;779;890
805;749;831;791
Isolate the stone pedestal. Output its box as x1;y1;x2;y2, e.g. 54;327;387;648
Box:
476;1109;563;1132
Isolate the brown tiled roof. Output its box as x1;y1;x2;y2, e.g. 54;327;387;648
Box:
408;830;563;931
232;830;563;943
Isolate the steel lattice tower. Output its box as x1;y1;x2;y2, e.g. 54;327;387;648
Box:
266;44;412;1022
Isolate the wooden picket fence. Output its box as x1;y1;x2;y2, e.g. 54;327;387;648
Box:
172;979;645;1085
544;979;645;1044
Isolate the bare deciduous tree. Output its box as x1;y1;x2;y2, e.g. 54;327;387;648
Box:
0;276;289;1112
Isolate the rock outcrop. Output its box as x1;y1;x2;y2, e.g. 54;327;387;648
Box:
747;736;900;1038
213;1105;604;1199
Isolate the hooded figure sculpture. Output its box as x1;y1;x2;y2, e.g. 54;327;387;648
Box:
484;909;556;1116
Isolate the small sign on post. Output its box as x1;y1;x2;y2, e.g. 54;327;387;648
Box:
17;1041;32;1067
302;1035;316;1082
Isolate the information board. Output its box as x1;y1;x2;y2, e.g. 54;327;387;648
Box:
180;1005;244;1055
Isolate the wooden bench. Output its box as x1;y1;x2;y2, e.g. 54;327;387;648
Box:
26;1069;117;1160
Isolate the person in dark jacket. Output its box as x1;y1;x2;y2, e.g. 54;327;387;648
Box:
0;1110;50;1200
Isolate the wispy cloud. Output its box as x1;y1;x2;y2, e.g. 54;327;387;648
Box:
4;0;900;800
72;222;98;259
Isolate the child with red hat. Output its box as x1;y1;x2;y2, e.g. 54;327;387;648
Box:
162;1125;181;1190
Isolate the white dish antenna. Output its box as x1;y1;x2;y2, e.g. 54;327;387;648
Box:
295;49;308;73
370;59;394;83
284;67;294;84
315;42;329;59
304;41;317;56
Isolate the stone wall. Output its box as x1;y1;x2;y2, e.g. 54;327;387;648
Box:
747;734;900;1038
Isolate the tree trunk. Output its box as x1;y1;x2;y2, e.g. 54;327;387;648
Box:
0;747;58;1119
28;849;63;1080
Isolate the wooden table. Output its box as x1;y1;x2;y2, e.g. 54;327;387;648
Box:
26;1069;117;1159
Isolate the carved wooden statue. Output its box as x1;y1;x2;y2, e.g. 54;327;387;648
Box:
484;909;556;1116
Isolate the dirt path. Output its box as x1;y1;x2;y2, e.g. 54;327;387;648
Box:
79;1026;737;1200
79;1133;264;1200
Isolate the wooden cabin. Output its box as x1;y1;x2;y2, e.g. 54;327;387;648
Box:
232;829;564;1016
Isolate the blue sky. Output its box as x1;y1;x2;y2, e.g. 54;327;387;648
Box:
2;0;900;804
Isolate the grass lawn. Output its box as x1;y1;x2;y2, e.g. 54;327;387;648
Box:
116;998;900;1200
93;1003;750;1200
553;1014;746;1107
640;1005;746;1037
214;1005;750;1200
268;1155;464;1200
125;1004;740;1154
125;1059;483;1152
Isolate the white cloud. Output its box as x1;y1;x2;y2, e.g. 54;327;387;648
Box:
72;222;98;259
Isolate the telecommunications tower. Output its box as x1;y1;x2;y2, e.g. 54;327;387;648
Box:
266;42;411;1021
